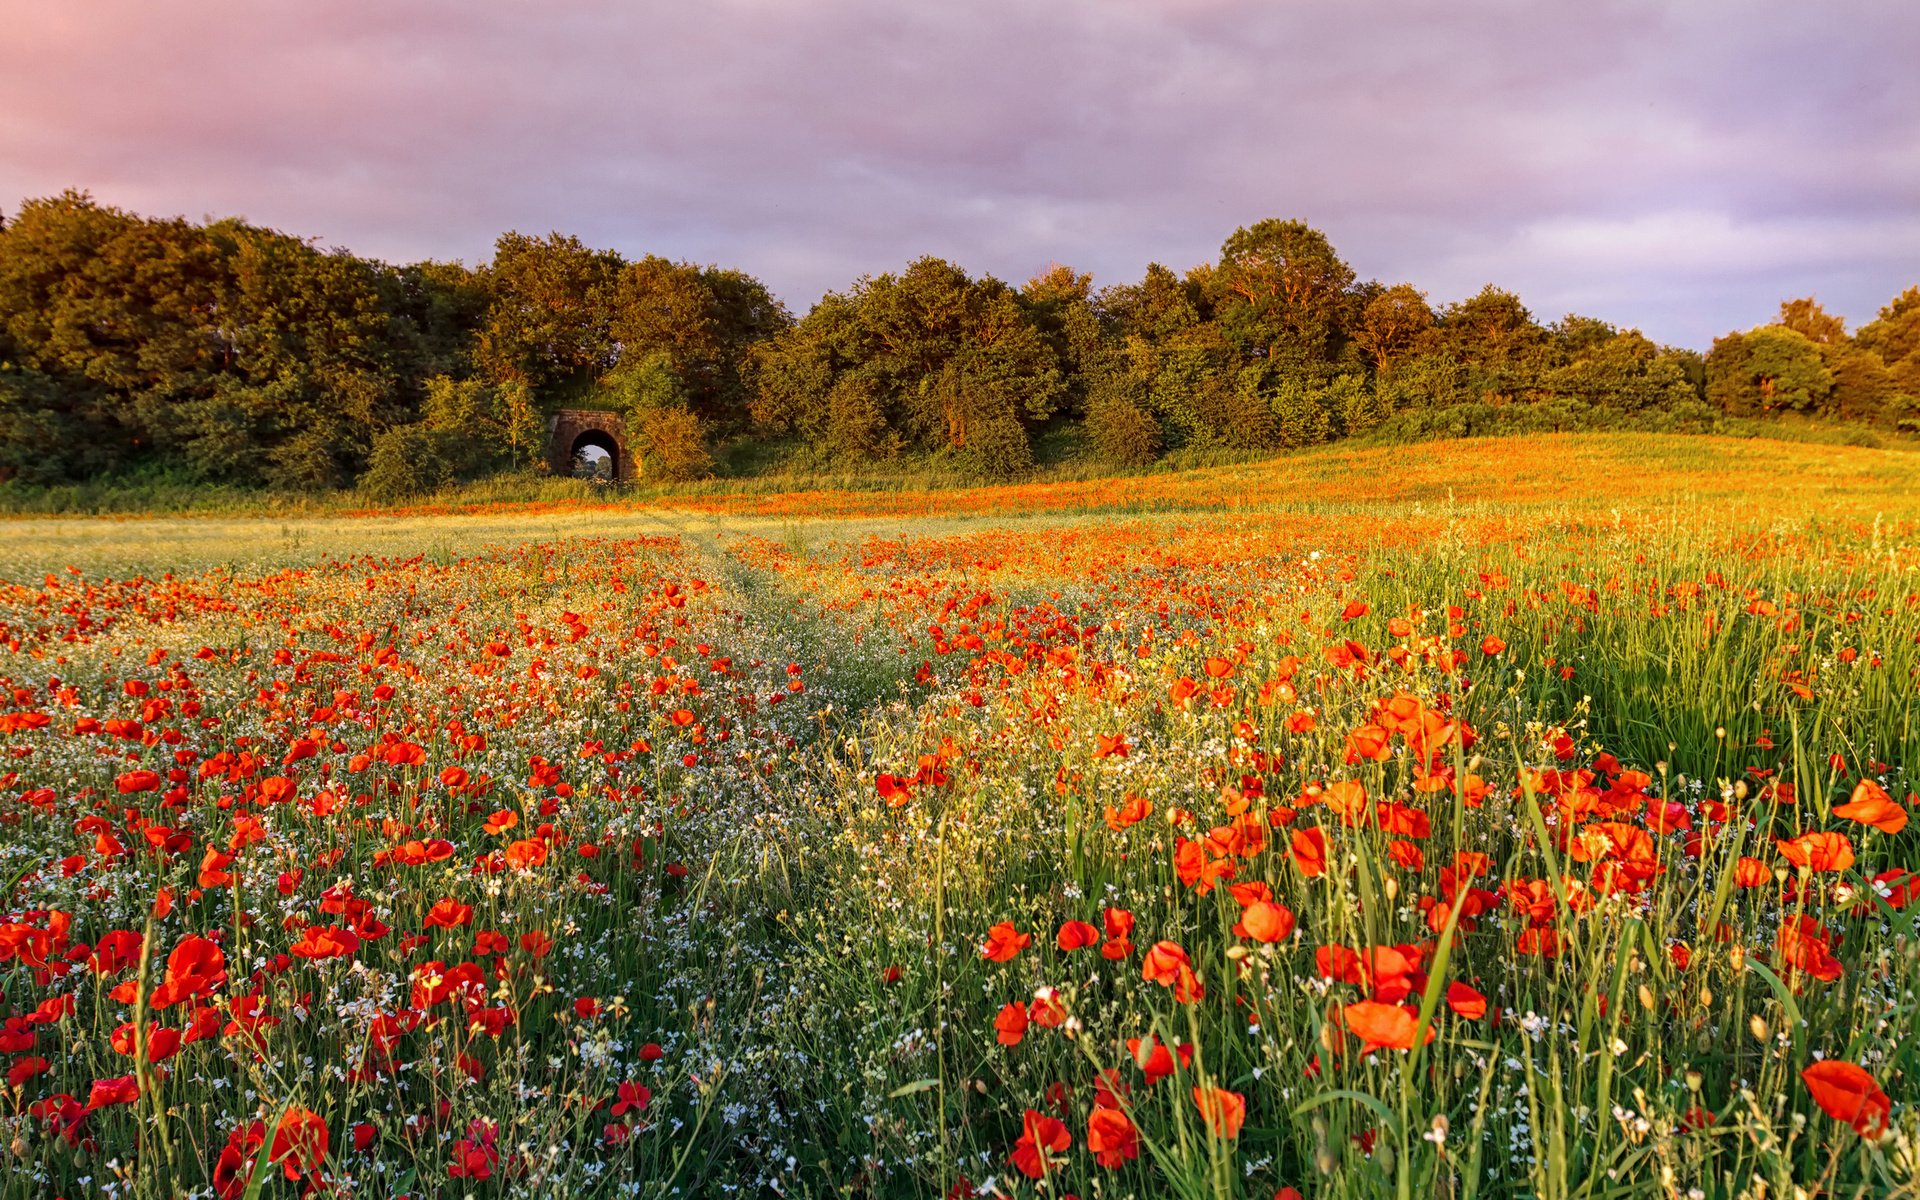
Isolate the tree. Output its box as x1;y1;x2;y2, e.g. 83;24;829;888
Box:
476;232;619;395
748;258;1062;474
1084;373;1161;465
1705;327;1833;415
1213;219;1356;365
1544;329;1699;414
1098;263;1205;345
1777;297;1846;345
1856;286;1920;365
0;191;431;486
1434;286;1549;402
1351;284;1434;374
1021;264;1112;416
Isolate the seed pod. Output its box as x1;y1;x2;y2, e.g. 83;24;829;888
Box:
1637;984;1656;1011
1749;1014;1770;1043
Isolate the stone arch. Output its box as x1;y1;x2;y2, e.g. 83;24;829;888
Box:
546;409;635;481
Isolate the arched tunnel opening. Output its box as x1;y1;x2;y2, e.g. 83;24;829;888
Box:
569;430;620;481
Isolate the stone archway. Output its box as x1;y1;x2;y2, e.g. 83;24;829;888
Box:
546;409;635;481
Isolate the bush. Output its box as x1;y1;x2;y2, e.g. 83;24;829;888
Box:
956;413;1035;478
825;375;894;463
1086;396;1162;466
1325;374;1384;437
1269;379;1334;447
630;406;715;481
359;424;459;501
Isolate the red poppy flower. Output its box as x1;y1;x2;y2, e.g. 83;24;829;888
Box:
425;899;474;928
1801;1060;1890;1137
1126;1035;1193;1084
981;921;1032;962
994;1001;1028;1046
1010;1108;1071;1178
150;935;226;1009
1086;1106;1140;1167
270;1107;329;1182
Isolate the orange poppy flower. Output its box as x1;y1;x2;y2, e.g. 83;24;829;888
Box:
1234;900;1296;944
1342;1000;1433;1053
1192;1086;1246;1138
1733;856;1772;888
1291;826;1328;877
1776;831;1854;874
270;1107;329;1182
504;839;549;870
1141;940;1191;987
1104;793;1151;830
1833;780;1907;834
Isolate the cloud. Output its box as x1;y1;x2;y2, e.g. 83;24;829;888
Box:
0;0;1914;347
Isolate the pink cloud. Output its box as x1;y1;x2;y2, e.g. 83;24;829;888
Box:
1;0;1914;347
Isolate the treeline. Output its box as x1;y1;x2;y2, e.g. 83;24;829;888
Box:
1;190;1915;493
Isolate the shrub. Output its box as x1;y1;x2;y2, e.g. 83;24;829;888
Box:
630;405;715;481
1086;395;1162;466
358;424;459;501
957;413;1035;478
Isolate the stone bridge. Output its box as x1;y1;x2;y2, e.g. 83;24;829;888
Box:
546;409;634;481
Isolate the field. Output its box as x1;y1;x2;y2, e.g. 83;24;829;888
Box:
1;431;1918;1199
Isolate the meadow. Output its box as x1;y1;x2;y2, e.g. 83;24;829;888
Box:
1;431;1917;1199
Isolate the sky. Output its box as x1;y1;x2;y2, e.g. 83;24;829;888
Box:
1;0;1916;350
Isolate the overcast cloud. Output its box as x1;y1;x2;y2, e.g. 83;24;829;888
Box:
1;0;1915;348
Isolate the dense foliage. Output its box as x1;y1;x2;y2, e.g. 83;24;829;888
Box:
2;193;1916;492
